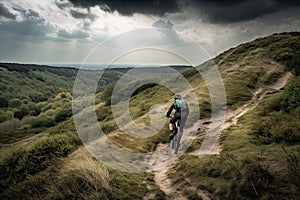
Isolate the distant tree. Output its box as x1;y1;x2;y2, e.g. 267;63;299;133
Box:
0;96;8;108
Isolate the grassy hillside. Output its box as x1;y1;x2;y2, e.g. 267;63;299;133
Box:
168;32;300;199
1;32;300;199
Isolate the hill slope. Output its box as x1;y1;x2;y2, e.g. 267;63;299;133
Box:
0;32;300;199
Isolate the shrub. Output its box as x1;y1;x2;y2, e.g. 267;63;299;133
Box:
0;134;79;193
0;96;8;108
41;104;52;112
55;92;69;101
237;161;274;198
14;110;24;120
271;47;294;62
5;110;14;120
0;148;25;192
280;76;300;112
269;37;300;75
20;124;32;129
8;98;22;108
101;82;116;105
253;109;300;144
35;114;55;127
44;108;57;117
21;99;30;104
285;148;300;186
27;102;41;116
0;110;6;123
22;114;55;128
55;108;72;122
175;153;275;199
13;104;30;120
0;119;21;134
101;121;117;134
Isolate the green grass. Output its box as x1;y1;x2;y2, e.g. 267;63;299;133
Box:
169;74;300;199
1;32;300;199
109;169;165;200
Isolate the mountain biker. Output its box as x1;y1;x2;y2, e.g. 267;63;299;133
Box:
166;93;189;140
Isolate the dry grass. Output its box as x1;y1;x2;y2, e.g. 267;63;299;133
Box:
62;147;111;191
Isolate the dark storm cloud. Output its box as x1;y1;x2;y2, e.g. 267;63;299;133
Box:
187;0;278;23
68;0;179;16
0;3;16;19
67;0;300;23
185;0;300;23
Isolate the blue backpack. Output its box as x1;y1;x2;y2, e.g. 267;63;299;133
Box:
175;99;187;110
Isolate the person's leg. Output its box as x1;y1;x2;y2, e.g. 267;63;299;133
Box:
169;115;176;131
169;112;181;140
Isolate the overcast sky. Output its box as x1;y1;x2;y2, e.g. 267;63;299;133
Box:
0;0;299;65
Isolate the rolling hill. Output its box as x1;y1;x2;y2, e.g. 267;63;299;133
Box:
0;32;300;199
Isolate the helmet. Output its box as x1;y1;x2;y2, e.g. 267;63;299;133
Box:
174;93;181;99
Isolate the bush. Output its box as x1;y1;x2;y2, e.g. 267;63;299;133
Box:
269;37;300;75
13;104;30;120
101;82;116;105
175;153;275;199
101;121;117;134
22;114;55;128
14;110;24;120
0;148;25;192
21;99;30;104
5;111;14;120
55;108;72;122
41;104;52;112
0;134;79;193
0;119;21;134
35;114;56;127
280;76;300;112
253;109;300;144
27;102;41;116
285;148;300;186
0;110;6;123
8;98;22;108
0;96;8;108
45;109;58;117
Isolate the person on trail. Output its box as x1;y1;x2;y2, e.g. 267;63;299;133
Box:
166;93;189;140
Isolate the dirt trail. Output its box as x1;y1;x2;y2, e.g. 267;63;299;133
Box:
189;72;292;157
153;162;211;200
154;165;187;200
148;119;212;200
153;72;292;199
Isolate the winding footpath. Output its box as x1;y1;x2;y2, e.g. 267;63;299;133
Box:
152;72;293;199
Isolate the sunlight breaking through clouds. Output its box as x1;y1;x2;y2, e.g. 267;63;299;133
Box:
0;0;299;64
